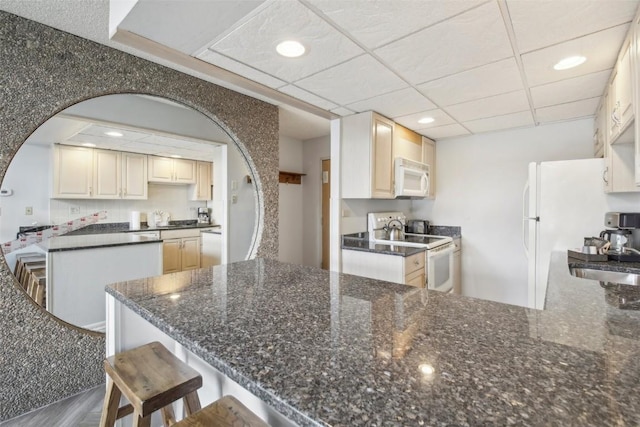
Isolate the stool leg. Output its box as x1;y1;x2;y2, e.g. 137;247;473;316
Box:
160;405;176;426
133;413;152;427
99;379;122;427
183;391;201;415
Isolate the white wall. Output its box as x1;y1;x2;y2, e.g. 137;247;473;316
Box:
411;119;600;306
301;135;330;267
279;135;304;264
227;144;257;262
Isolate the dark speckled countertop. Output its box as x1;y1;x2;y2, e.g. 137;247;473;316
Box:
106;254;640;426
37;233;162;252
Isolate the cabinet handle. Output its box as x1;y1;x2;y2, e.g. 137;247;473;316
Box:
603;167;609;184
611;101;622;127
89;186;92;197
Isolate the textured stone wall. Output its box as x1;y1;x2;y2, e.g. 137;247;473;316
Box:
0;11;278;421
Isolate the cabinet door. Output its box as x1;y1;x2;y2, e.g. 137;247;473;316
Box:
93;149;121;199
616;44;633;132
192;161;212;200
405;268;425;288
173;159;197;184
53;145;93;198
122;152;147;199
162;239;182;273
422;137;436;198
181;237;201;270
201;233;222;267
453;250;462;295
371;115;394;198
148;156;174;183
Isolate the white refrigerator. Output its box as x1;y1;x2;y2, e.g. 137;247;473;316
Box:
523;158;640;310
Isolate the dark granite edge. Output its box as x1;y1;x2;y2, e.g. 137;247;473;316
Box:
64;221;216;236
341;234;427;257
41;238;163;253
105;284;323;427
567;257;640;274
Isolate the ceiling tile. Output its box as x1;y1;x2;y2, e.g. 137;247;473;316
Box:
463;111;534;133
394;109;457;130
530;69;611;108
294;55;407;105
417;58;524;106
444;91;530;122
419;124;470;140
118;1;266;54
309;0;485;49
197;50;286;89
331;107;354;116
278;85;339;110
522;25;628;87
346;88;436;118
535;97;600;123
81;125;150;140
374;1;513;84
208;0;364;82
507;0;640;53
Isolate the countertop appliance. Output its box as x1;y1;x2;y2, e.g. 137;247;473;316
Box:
407;219;429;234
523;159;640;310
602;212;640;260
197;207;210;224
394;158;430;198
368;211;454;292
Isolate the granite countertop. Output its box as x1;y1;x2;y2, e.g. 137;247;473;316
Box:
37;233;162;252
341;234;427;257
63;221;219;236
106;254;640;426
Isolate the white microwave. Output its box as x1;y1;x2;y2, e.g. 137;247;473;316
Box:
394;157;430;198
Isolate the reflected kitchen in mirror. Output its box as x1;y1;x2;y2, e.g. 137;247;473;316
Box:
0;94;258;332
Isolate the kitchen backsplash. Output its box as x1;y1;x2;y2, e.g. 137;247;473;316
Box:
49;183;207;225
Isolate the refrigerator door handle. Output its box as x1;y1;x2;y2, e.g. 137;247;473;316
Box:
522;181;530;257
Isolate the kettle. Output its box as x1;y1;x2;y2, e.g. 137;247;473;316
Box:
600;229;632;253
385;219;405;241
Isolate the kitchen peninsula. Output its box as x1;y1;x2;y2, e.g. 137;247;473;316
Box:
105;255;640;426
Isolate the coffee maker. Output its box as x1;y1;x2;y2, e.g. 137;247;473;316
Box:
197;207;211;224
602;212;640;261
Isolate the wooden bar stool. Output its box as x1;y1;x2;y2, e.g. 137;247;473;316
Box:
100;341;202;427
14;255;45;287
20;262;45;289
26;268;46;306
174;396;270;427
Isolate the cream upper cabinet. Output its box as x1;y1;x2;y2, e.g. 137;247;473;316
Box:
148;156;196;184
121;152;148;199
191;161;212;201
608;38;634;144
93;149;121;199
422;137;436;199
393;124;422;163
53;145;94;198
53;145;148;200
342;111;395;199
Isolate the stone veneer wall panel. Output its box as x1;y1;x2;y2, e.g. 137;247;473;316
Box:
0;12;278;421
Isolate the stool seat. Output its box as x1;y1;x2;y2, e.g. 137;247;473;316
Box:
174;396;270;427
100;342;203;427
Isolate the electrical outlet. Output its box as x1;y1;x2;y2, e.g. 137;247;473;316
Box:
231;194;238;204
25;206;33;215
70;206;80;215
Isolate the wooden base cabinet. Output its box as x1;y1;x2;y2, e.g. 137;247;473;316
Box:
452;238;462;295
342;249;426;287
161;229;202;273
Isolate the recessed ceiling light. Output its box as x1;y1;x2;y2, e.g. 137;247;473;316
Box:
276;40;306;58
419;363;435;375
81;143;96;147
170;155;182;159
553;56;586;71
104;131;124;137
418;117;435;124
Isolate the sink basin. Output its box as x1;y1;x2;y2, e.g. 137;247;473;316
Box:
570;268;640;286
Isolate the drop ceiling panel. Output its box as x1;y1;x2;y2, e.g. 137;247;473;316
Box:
118;1;266;54
197;50;286;89
417;58;524;106
530;69;612;108
522;25;629;87
445;91;530;122
81;124;150;141
394;109;456;130
463;111;534;133
309;0;485;49
294;55;408;105
331;107;354;116
278;85;339;110
420;124;470;139
374;1;513;84
209;0;364;82
507;0;640;53
346;88;436;118
27;117;89;145
535;97;600;123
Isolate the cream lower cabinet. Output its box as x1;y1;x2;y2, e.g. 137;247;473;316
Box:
452;238;462;295
161;229;202;273
342;249;426;287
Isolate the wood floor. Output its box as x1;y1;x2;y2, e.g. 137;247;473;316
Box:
0;385;105;427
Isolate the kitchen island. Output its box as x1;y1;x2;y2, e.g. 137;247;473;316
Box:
105;254;640;426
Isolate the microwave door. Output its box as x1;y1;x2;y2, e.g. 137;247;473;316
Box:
400;168;429;197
